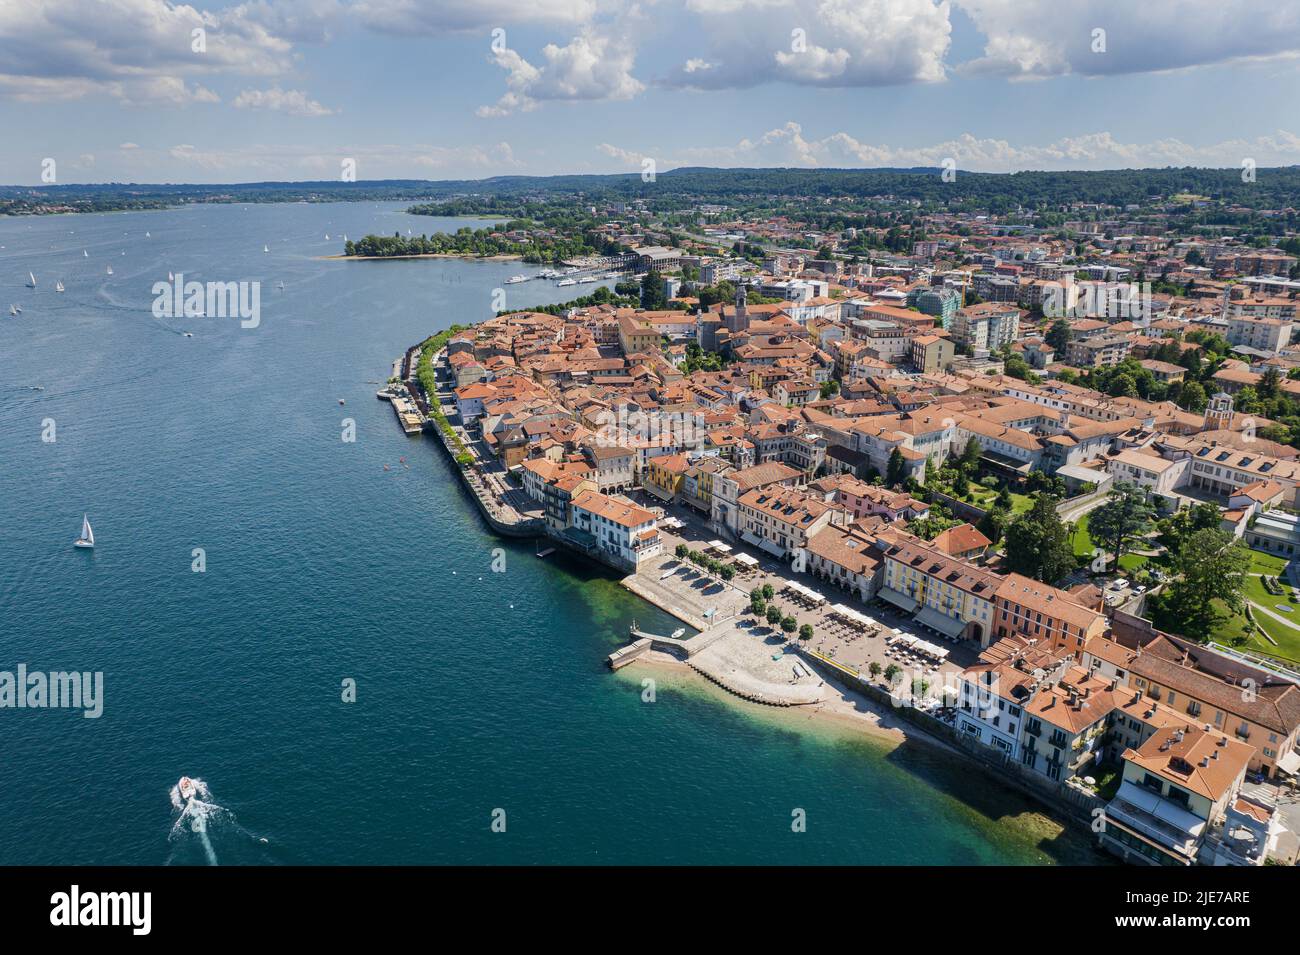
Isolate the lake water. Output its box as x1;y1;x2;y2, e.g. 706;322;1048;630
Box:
0;201;1103;865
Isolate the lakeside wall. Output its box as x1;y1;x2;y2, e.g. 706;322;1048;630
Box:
414;344;1107;849
795;646;1107;831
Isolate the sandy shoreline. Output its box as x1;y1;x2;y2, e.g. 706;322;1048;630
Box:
627;648;955;756
621;650;1100;862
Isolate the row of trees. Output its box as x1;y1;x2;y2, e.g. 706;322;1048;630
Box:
675;543;736;581
747;586;813;639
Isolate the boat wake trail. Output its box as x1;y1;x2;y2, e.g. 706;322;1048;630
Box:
167;777;273;866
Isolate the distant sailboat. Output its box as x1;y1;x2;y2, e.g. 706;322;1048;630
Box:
263;244;270;253
83;249;88;257
325;233;330;240
8;305;18;316
26;272;36;288
145;231;151;237
55;281;64;292
74;514;95;549
277;281;285;290
168;271;174;281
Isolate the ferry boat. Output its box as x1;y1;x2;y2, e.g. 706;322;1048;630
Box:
578;275;599;284
73;514;95;549
557;278;577;287
505;275;528;284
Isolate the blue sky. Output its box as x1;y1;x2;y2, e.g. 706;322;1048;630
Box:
2;0;1299;183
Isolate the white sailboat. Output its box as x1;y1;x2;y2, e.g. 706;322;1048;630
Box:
168;272;174;281
145;231;151;238
8;305;18;316
106;265;113;275
325;233;330;240
263;244;269;253
55;281;64;292
74;514;95;549
26;271;36;288
83;249;88;257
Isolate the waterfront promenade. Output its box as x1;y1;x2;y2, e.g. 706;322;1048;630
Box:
415;345;971;711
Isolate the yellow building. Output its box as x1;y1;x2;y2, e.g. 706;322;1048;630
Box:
617;314;662;357
878;534;1000;645
643;452;690;502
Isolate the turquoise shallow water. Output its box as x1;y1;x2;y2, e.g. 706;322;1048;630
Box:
0;202;1103;865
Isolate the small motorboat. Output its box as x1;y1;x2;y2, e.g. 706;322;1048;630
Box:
178;776;197;801
183;332;193;338
338;398;345;405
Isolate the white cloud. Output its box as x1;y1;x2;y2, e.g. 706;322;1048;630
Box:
233;87;336;116
954;0;1300;78
0;0;302;104
478;29;644;116
353;0;597;34
663;0;952;89
602;122;1300;172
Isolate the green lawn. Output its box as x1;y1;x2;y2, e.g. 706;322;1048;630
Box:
1070;513;1097;562
1069;513;1163;574
1214;550;1300;664
949;484;1034;516
1118;553;1149;573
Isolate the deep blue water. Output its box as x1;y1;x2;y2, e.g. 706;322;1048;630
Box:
0;202;1102;865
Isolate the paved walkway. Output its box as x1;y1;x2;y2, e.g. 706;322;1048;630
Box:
687;624;826;706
